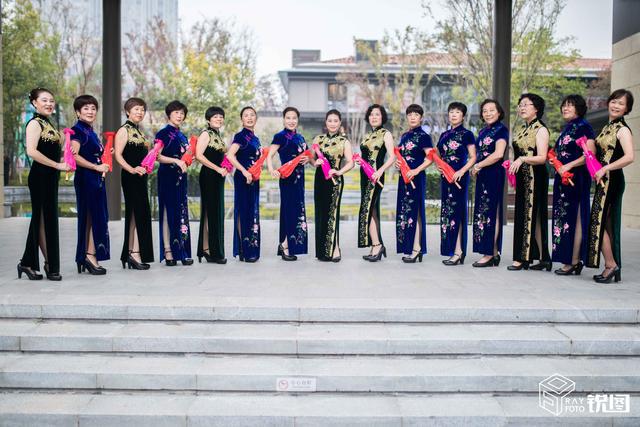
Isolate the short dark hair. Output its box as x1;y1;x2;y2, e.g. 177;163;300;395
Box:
560;94;587;118
205;106;225;121
364;104;387;126
124;97;147;116
405;104;424;117
165;100;187;118
29;87;54;105
479;99;505;122
447;102;467;117
282;106;300;118
519;93;545;119
240;106;257;118
607;88;634;115
325;109;342;121
73;95;99;112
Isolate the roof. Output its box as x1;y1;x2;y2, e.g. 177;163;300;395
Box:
302;53;611;72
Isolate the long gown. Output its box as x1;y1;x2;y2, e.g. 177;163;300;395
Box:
551;118;594;265
72;120;110;263
314;132;347;259
20;113;62;273
437;125;475;257
396;126;433;255
472;121;508;256
197;126;226;260
272;128;308;255
156;124;191;262
120;120;154;263
232;128;261;260
512;118;550;263
586;117;630;268
358;127;388;247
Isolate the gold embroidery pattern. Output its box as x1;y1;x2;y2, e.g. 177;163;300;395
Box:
513;119;543;261
314;134;347;257
587;119;625;267
206;128;226;152
124;122;149;147
34;116;61;145
358;128;387;246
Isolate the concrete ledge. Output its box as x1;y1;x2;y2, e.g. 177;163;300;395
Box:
0;392;638;426
1;354;640;393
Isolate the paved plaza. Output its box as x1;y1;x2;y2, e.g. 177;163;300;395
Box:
0;217;639;425
1;218;639;319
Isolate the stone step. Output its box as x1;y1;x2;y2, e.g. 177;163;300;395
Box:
2;296;639;324
1;353;640;393
1;319;639;356
0;392;638;426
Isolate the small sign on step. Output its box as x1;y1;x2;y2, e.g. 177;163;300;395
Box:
276;377;317;392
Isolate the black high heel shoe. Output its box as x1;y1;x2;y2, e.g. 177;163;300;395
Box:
472;256;498;268
17;263;43;280
493;255;501;266
278;244;297;261
443;253;465;266
363;243;381;261
402;250;423;263
164;249;177;267
43;262;62;281
181;258;194;266
78;253;106;275
368;245;386;262
594;266;621;283
199;251;227;264
554;262;583;276
529;261;552;271
123;251;150;270
507;261;529;271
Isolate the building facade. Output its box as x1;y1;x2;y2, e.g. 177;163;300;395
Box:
279;41;610;136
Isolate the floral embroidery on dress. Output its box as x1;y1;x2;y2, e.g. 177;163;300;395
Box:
440;189;458;236
473;184;491;243
551;191;570;252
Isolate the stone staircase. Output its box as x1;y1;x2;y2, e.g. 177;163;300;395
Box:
1;303;639;425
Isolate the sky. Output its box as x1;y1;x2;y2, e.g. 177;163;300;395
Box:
179;0;613;77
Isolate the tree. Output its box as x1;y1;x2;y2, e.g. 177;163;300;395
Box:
424;0;592;133
123;17;179;129
123;17;257;136
254;74;287;112
41;0;102;127
2;0;58;179
337;27;435;143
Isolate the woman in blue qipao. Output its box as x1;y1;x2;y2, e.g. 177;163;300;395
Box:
156;100;193;267
267;107;309;261
70;95;110;275
437;102;476;266
395;104;434;263
550;95;595;276
226;106;262;263
470;99;508;268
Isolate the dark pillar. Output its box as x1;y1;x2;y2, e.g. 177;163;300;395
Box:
493;0;512;126
103;0;122;220
493;0;512;223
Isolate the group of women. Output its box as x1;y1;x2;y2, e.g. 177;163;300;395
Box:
17;87;634;285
